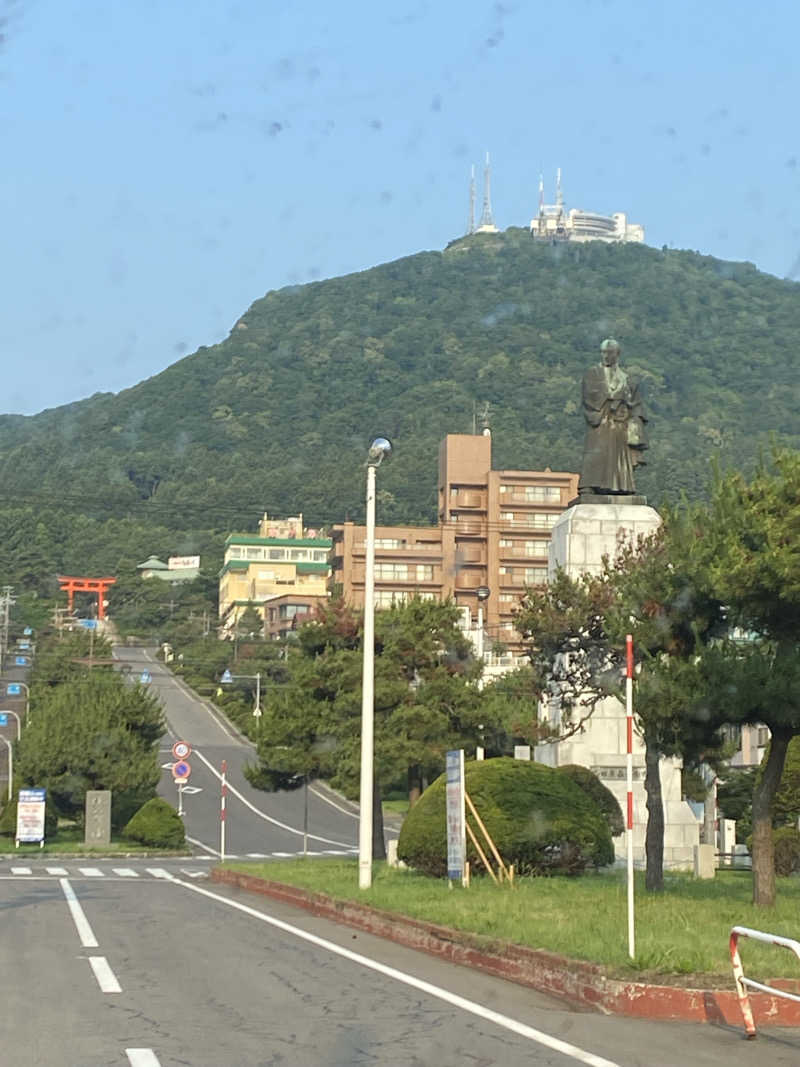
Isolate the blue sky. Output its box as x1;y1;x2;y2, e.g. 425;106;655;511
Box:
2;0;798;415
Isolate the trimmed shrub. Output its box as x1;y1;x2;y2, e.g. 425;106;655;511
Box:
772;827;800;876
0;790;59;839
397;757;614;878
122;797;185;849
557;764;625;837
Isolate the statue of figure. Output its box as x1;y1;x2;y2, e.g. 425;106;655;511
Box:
578;339;648;498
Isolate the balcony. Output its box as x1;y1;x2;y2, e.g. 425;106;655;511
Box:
453;519;483;536
457;544;484;563
455;571;485;590
455;490;483;509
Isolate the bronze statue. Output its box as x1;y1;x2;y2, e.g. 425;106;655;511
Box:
578;339;648;498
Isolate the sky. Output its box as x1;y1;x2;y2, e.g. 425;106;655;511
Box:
1;0;799;415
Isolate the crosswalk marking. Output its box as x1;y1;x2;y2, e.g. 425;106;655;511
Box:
146;868;171;879
46;866;68;875
246;852;268;858
271;852;293;857
11;867;32;875
79;867;104;877
112;868;139;877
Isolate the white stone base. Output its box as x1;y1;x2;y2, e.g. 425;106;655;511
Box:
539;503;700;868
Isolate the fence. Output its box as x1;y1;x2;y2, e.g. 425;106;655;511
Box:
729;925;800;1037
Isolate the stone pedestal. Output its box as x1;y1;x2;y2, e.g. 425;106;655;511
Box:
535;503;700;868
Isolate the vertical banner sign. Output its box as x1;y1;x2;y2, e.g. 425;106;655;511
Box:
16;788;46;845
445;749;466;884
625;633;635;960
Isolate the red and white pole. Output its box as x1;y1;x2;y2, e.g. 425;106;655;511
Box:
220;759;227;863
626;633;635;959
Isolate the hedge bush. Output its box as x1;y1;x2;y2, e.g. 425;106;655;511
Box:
122;797;185;848
772;827;800;876
397;757;614;878
557;764;625;837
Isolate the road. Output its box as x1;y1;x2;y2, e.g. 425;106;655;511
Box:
114;647;379;861
2;857;799;1066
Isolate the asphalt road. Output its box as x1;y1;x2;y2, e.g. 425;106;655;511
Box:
114;647;379;860
1;859;799;1066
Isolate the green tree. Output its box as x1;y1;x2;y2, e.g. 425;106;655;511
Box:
245;597;486;860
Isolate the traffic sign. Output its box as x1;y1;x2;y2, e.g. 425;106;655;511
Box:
140;670;152;685
17;641;30;650
7;684;21;696
14;656;28;666
78;619;98;630
172;740;191;760
172;760;191;781
23;627;32;636
0;714;7;727
221;669;233;683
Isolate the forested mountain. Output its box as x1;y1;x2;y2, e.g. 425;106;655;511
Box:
1;229;798;589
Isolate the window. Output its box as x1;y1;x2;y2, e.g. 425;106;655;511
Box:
312;550;328;561
532;513;559;529
374;538;406;549
499;538;512;548
374;562;433;581
524;539;549;556
246;547;263;559
290;549;308;560
524;485;562;501
228;547;242;558
278;604;310;619
257;570;275;580
269;548;286;560
501;511;514;522
524;567;548;584
499;593;514;603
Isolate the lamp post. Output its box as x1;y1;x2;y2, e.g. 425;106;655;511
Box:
1;736;12;802
221;671;262;721
0;710;21;740
359;436;392;891
475;586;490;758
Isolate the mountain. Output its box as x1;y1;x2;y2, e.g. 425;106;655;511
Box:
1;229;798;587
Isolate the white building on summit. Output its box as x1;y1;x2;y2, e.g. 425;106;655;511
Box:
530;169;644;244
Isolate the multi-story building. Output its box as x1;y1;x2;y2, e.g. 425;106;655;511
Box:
331;433;578;651
218;513;331;638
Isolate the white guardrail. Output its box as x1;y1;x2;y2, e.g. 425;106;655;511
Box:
730;925;800;1038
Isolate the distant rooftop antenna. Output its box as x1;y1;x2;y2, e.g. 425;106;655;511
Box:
539;173;544;216
476;151;498;233
479;402;491;437
556;167;564;217
468;164;476;235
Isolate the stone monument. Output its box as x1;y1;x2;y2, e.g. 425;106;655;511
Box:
85;790;112;847
536;339;699;868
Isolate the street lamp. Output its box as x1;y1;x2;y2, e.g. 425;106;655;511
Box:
359;436;392;890
475;587;490;759
221;670;262;720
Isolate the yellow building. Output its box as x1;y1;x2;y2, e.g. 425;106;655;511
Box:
218;513;331;637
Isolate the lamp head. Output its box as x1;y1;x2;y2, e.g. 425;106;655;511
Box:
476;586;491;602
367;436;393;467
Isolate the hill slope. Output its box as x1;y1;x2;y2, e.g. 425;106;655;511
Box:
0;230;798;583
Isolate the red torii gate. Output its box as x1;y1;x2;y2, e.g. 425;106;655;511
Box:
58;575;117;621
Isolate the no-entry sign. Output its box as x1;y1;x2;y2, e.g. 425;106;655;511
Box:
172;760;191;782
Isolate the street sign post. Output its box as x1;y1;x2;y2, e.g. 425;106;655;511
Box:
172;740;191;760
445;749;467;886
77;619;98;630
7;685;21;696
172;760;191;816
140;670;151;685
221;669;232;683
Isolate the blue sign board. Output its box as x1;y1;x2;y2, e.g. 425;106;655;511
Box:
78;619;98;630
0;714;7;726
17;641;30;650
140;670;151;685
23;627;32;636
221;669;233;683
7;684;21;696
14;656;28;666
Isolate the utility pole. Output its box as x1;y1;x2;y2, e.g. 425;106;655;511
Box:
0;587;15;673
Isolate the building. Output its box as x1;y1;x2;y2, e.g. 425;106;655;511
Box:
137;555;201;582
218;514;331;638
530;170;644;244
331;433;578;652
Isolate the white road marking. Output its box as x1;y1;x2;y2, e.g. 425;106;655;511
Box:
179;869;205;879
126;1048;162;1066
60;879;99;948
322;850;350;855
146;868;171;879
186;834;219;857
112;868;139;877
78;867;104;877
246;852;268;858
88;956;122;994
11;866;32;874
46;866;68;875
309;784;359;819
192;748;353;848
271;852;293;858
166;874;622;1067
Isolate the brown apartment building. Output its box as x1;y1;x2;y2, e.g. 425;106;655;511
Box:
330;433;578;650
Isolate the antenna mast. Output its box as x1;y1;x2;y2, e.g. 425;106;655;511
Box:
468;164;476;235
556;167;564;219
477;151;498;232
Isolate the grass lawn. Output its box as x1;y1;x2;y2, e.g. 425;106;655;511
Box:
0;826;188;855
222;858;800;984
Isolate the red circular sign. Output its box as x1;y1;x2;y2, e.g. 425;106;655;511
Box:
172;740;191;760
172;760;191;780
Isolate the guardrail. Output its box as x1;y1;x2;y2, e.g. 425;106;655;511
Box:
730;925;800;1038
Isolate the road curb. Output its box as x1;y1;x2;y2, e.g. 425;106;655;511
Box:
210;867;800;1029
